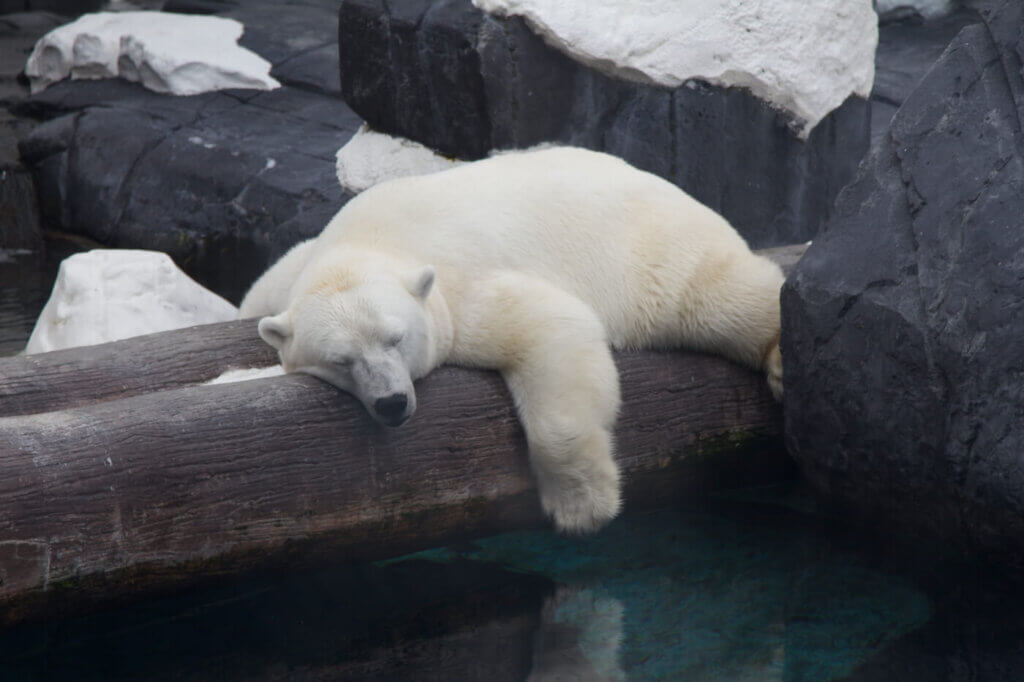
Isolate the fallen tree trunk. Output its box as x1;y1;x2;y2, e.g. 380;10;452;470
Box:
0;319;277;417
0;347;788;625
0;244;805;625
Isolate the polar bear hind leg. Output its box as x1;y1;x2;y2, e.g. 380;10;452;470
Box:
672;250;785;400
453;272;622;533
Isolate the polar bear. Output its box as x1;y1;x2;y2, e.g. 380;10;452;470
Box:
239;147;783;533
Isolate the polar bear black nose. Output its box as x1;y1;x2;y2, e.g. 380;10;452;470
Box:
374;393;409;425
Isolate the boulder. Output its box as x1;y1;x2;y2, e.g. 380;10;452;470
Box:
871;6;982;145
24;11;280;95
782;0;1024;567
25;249;237;354
17;1;363;303
337;0;874;247
471;0;877;136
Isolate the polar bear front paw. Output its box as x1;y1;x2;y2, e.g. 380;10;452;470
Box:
535;443;622;534
540;478;621;534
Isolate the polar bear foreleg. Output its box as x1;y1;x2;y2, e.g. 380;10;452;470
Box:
453;273;622;533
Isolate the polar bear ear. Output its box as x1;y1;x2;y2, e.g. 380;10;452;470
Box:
258;312;292;350
405;265;435;300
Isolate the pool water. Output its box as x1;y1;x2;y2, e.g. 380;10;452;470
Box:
1;485;1021;681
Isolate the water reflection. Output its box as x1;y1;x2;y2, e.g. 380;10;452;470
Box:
527;588;625;682
11;489;1022;681
409;498;935;681
0;559;550;681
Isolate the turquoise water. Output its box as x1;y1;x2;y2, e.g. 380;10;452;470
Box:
403;493;932;681
3;484;1020;681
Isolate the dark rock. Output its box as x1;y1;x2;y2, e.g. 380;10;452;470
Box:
0;0;101;16
337;0;871;248
844;576;1024;681
0;102;42;249
0;12;66;251
0;12;63;102
0;127;41;250
871;6;982;145
272;42;340;96
161;0;237;14
16;0;363;302
782;1;1024;569
19;80;361;302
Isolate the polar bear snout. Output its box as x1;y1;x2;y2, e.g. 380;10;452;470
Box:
373;393;411;426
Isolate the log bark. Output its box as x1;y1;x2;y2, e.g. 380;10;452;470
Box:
0;319;277;417
0;349;789;625
0;244;805;624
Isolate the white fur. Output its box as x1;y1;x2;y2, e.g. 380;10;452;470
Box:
239;147;784;533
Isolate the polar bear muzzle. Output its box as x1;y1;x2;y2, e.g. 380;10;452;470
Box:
373;392;410;426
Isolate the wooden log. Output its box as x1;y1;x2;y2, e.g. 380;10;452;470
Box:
0;243;806;624
0;319;277;417
0;345;789;625
0;244;806;417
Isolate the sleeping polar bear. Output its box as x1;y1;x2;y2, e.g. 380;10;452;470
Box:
239;146;784;533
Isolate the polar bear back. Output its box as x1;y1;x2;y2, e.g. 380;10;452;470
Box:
316;146;761;348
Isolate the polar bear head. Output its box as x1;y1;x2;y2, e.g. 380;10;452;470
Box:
257;263;438;427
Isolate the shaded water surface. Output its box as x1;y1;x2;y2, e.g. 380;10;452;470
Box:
1;488;1021;681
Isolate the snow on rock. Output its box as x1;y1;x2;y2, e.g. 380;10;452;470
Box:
25;249;237;355
471;0;878;136
25;11;279;95
336;124;464;193
205;365;285;385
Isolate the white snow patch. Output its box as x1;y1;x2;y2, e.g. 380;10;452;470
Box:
25;11;280;95
336;124;465;193
205;365;286;385
472;0;878;137
876;0;953;19
24;249;238;354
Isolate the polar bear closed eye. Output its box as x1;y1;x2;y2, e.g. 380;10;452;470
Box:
239;146;783;534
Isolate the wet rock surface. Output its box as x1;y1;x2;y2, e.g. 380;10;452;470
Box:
782;0;1024;568
17;0;361;302
337;0;871;248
